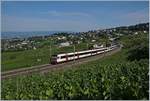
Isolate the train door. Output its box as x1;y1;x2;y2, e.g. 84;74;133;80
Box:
66;53;68;61
77;52;79;59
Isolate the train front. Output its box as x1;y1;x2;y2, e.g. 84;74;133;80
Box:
50;55;58;64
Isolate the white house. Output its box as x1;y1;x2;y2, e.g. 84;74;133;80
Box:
21;42;27;45
77;41;81;44
143;31;147;33
57;36;66;40
80;37;83;40
109;38;116;41
92;40;96;42
33;47;37;50
93;44;104;48
59;42;70;47
134;32;138;35
113;29;116;32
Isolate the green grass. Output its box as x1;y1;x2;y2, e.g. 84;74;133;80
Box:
2;47;50;71
2;43;89;71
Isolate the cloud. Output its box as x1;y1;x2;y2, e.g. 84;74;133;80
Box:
44;10;91;17
119;9;149;23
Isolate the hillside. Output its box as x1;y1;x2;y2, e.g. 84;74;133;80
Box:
2;30;149;100
2;49;148;100
1;22;149;71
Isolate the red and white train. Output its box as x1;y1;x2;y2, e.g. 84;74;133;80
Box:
51;44;120;64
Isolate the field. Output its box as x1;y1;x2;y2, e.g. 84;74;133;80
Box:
2;42;88;71
1;47;149;100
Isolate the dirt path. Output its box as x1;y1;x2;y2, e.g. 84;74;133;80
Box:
1;47;121;79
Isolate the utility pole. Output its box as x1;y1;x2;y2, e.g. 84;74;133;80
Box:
104;40;107;57
87;43;88;49
73;44;75;62
49;40;51;63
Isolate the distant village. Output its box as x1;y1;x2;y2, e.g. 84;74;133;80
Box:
1;22;149;52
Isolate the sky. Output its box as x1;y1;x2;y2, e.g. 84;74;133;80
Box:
1;1;149;32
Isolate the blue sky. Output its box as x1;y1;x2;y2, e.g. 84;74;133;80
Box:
2;1;149;32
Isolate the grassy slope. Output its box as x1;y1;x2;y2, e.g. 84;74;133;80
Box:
2;43;88;71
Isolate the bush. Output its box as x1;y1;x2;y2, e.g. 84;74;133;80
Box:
122;33;149;61
127;43;149;61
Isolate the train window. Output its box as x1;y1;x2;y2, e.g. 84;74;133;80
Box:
61;56;66;58
78;51;92;55
60;54;77;59
68;54;76;57
59;49;107;59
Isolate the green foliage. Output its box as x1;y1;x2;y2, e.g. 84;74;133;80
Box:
2;51;149;100
127;44;149;61
2;31;149;100
119;32;149;61
120;33;148;49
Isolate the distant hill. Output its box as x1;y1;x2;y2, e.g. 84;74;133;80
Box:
2;22;149;39
115;22;149;31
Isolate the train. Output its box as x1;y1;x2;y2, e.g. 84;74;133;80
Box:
50;44;120;64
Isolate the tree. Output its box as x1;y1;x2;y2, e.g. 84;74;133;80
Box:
126;34;149;61
127;41;149;61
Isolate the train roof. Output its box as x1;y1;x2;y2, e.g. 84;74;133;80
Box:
56;47;107;57
51;45;118;57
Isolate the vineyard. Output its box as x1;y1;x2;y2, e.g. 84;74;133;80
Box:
1;48;149;100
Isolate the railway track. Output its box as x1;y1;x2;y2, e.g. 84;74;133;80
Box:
1;47;121;80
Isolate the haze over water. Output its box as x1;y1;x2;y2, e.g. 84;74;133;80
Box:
1;31;72;39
